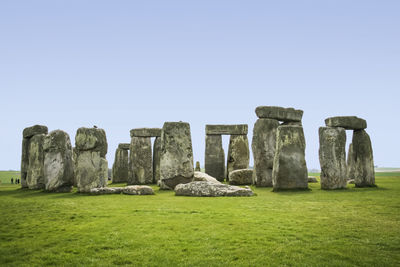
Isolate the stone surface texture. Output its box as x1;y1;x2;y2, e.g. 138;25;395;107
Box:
27;134;46;189
128;136;153;185
205;124;248;135
319;127;347;189
227;135;249;180
255;106;303;122
352;130;375;187
229;169;253;185
204;134;225;181
325;116;367;130
251;118;279;187
175;181;254;197
272;126;308;190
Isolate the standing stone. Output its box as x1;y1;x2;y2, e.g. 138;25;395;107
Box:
318;127;347;190
72;147;78;187
195;161;201;171
347;143;356;181
43;130;74;192
153;137;161;184
251;118;279;187
205;135;225;181
128;136;153;185
352;130;375;187
272;126;308;191
112;143;129;183
227;135;249;181
75;127;108;193
27;134;46;189
160;122;194;189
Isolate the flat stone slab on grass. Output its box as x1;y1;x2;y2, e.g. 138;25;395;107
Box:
89;186;154;195
206;124;248;135
175;181;253;197
255;106;303;122
229;169;253;185
325;116;367;130
130;128;162;137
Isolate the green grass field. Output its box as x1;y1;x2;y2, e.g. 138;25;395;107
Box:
0;171;399;266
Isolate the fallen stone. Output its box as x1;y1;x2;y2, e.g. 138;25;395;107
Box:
122;185;154;195
325;116;367;130
255;106;303;122
153;137;161;184
227;135;249;180
272;126;308;190
128;136;153;184
160;122;194;189
308;176;318;183
175;181;253;197
205;134;225;181
23;125;48;138
112;144;129;183
130;128;162;137
89;187;123;195
251;118;279;187
319;127;347;189
229;169;253;185
352;130;375;187
43;130;74;192
206;124;248;135
75;127;108;158
27;134;46;189
193;171;220;184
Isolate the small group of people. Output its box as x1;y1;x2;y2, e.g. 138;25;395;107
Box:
11;177;20;184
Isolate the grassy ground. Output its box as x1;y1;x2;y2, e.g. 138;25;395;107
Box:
0;172;399;266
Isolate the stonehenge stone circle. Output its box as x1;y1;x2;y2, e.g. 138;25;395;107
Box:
229;169;253;185
128;136;153;185
325;116;367;130
43;130;74;192
175;181;253;197
251;118;279;187
160;122;194;189
227;134;249;180
112;143;129;183
352;130;375;187
255;106;303;122
75;127;108;193
153;137;161;184
272;125;308;190
27;134;46;189
319;127;347;189
204;134;225;181
21;125;48;188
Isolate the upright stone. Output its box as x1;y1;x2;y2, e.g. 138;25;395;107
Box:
43;130;74;192
160;122;194;189
352;130;375;187
318;127;347;189
153;137;161;184
27;134;46;189
72;147;78;187
251;118;279;187
227;135;249;180
195;161;201;171
128;136;153;184
205;135;225;181
347;143;356;180
272;126;308;190
112;143;129;183
75;127;108;192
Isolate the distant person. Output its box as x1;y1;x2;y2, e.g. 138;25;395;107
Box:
11;178;14;184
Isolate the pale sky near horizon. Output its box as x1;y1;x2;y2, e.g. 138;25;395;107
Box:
0;0;399;170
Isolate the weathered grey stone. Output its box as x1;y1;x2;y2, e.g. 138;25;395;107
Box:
153;137;161;184
347;143;356;180
118;143;130;150
20;138;30;188
122;185;154;195
251;118;279;187
205;124;248;135
43;130;74;192
90;187;123;195
352;130;375;187
255;106;303;122
130;128;162;137
175;181;253;197
204;135;225;182
128;136;153;185
75;151;108;192
160;122;194;189
195;161;201;171
72;147;78;187
347;179;355;184
325;116;367;130
229;169;253;185
308;176;318;183
112;145;129;183
27;134;46;189
23;125;48;138
227;135;249;180
75;127;107;158
272;126;308;190
193;171;220;184
319;127;347;190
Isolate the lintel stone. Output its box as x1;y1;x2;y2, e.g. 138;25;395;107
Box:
205;124;248;135
255;106;303;122
130;128;162;137
118;143;130;150
325;116;367;130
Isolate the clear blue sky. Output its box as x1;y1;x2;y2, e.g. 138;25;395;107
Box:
1;0;399;170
